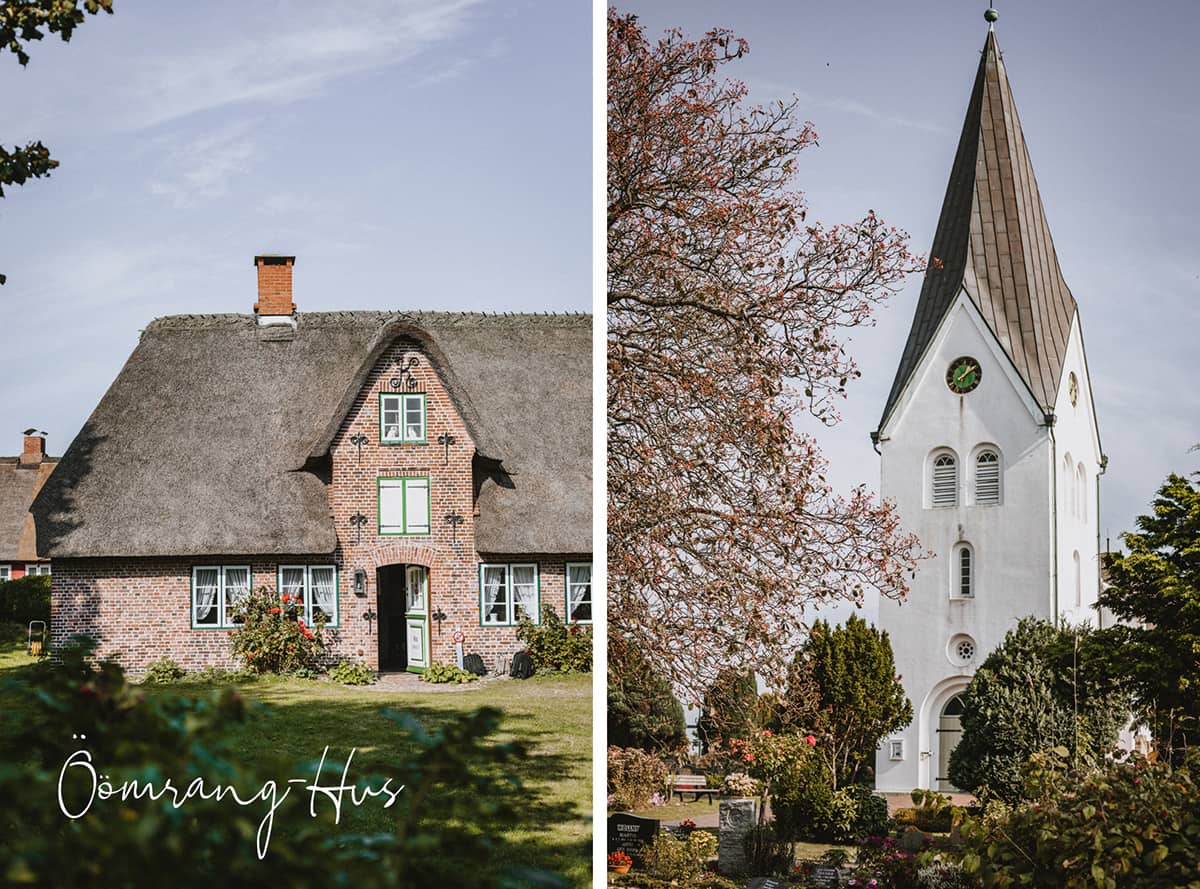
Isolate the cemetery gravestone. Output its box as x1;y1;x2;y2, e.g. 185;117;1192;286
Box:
607;812;660;866
809;865;841;887
717;797;757;876
746;878;787;889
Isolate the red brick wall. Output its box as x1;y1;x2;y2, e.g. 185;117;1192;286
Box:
49;335;591;674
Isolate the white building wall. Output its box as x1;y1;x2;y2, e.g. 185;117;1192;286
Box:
1050;318;1103;627
874;294;1057;793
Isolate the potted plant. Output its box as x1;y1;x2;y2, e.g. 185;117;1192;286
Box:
607;851;632;874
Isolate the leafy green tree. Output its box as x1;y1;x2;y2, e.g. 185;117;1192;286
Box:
2;0;113;284
1092;471;1200;762
950;617;1128;804
608;636;687;752
695;668;760;753
785;614;912;789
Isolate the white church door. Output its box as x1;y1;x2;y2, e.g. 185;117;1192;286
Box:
936;695;964;792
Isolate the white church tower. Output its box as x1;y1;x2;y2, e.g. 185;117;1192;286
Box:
873;22;1104;793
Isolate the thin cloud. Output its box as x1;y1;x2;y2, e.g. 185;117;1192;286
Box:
147;122;259;207
125;0;485;129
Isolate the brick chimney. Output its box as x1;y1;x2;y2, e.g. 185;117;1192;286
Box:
20;431;46;467
253;254;296;323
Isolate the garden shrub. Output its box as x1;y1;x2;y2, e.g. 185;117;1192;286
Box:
141;656;186;684
704;772;725;789
608;635;688;751
515;605;592;673
0;574;50;624
959;750;1200;888
916;861;978;889
0;638;563;887
845;783;892;838
720;771;759;797
743;824;792;877
856;835;919;889
611;874;740;889
421;661;477;684
608;745;669;810
328;659;376;685
643;831;717;879
228;585;326;674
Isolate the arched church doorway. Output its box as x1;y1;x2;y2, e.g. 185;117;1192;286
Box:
376;564;430;673
936;695;964;791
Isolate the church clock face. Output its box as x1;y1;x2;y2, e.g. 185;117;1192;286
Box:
946;356;982;394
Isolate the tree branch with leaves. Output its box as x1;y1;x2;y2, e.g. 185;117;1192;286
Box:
607;8;924;705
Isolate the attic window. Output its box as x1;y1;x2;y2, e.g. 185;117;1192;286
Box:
380;393;426;444
379;477;431;536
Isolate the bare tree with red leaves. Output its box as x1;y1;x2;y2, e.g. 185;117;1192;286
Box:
607;8;924;706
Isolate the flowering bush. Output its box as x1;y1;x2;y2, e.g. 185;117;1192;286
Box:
608;746;669;810
515;605;592;673
720;771;760;797
608;851;632;868
855;835;919;889
228;586;326;674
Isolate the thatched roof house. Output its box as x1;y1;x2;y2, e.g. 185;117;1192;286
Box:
35;256;592;673
0;433;57;581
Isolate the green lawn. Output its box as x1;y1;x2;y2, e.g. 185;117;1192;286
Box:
0;629;592;886
625;798;721;822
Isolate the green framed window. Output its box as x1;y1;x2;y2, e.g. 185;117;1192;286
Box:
565;562;592;624
192;565;251;628
277;565;339;626
479;562;539;626
380;392;426;443
378;477;431;535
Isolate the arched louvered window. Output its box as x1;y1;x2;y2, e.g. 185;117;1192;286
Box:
1077;463;1087;521
975;450;1001;505
931;453;958;508
953;543;974;598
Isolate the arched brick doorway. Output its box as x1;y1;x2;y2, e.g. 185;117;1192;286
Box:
365;543;445;673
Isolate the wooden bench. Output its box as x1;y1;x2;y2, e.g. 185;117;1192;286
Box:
672;774;718;803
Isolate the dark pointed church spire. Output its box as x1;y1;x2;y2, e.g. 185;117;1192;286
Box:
877;25;1078;432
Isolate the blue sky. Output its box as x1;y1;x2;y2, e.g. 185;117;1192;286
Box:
0;0;589;458
623;1;1200;620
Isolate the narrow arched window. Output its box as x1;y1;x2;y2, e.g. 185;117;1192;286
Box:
953;542;974;598
1077;463;1087;521
932;453;958;507
1062;453;1074;516
1073;550;1082;606
975;450;1001;505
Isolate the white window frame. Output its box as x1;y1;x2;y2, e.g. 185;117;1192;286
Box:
25;563;51;576
191;565;252;629
888;739;904;761
379;392;427;444
378;476;431;536
0;564;11;582
929;449;959;508
479;562;540;626
277;565;340;627
565;562;592;624
973;447;1002;506
951;542;974;599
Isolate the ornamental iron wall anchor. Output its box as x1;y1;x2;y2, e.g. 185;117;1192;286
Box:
390;356;419;392
350;511;369;544
444;511;464;545
437;431;456;465
431;608;447;635
363;609;377;635
349;433;368;462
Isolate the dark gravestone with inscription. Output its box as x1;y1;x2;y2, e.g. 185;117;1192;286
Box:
607;812;660;865
809;866;842;887
746;878;788;889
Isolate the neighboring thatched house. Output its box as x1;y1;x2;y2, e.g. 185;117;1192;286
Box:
32;255;592;673
0;432;57;581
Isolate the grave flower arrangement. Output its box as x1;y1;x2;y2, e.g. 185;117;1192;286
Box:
608;851;632;873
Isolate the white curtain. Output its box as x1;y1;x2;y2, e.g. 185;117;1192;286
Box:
511;565;537;622
482;566;506;624
194;568;219;625
310;567;336;623
382;395;402;440
223;567;250;622
404;396;424;440
567;564;591;622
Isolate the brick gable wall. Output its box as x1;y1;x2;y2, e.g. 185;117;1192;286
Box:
50;336;590;673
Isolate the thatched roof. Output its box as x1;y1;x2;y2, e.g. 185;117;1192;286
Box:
0;457;58;561
878;31;1077;434
32;312;591;558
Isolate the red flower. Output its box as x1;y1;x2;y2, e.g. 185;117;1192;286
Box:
270;607;281;614
297;619;306;628
743;753;755;762
762;729;773;737
804;734;817;746
282;594;290;602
